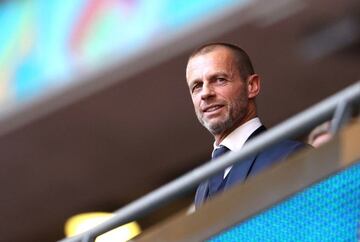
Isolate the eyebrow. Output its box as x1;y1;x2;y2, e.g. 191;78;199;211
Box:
208;72;229;79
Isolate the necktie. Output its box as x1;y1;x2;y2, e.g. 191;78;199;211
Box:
208;145;230;197
213;145;230;159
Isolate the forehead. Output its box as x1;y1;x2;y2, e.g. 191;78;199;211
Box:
186;48;237;81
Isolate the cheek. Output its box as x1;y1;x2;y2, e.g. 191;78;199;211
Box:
192;94;201;104
220;85;242;99
192;97;201;110
224;90;241;103
230;91;248;110
191;96;196;104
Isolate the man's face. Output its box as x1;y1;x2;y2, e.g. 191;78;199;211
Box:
186;48;250;138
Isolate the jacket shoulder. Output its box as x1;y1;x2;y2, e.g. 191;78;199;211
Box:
251;139;308;172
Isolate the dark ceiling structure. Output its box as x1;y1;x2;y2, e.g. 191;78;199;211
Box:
0;0;359;241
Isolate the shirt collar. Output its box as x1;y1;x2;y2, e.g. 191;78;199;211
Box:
213;117;262;152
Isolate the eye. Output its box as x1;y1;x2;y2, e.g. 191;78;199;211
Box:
191;82;202;93
216;77;227;83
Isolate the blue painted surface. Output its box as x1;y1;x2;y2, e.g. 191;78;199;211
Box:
209;161;360;241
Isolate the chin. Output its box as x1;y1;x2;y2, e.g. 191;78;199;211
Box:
205;121;227;135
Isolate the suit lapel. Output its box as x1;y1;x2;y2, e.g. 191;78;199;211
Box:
224;155;257;187
208;171;224;196
224;125;266;187
195;181;209;208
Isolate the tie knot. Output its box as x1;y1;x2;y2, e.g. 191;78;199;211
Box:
212;145;230;159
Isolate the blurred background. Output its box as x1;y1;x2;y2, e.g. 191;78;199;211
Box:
0;0;359;241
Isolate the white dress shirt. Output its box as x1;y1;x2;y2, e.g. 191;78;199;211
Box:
213;117;262;178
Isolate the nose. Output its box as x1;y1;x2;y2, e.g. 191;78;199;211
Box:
200;83;215;100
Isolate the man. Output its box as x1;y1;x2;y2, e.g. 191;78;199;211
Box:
186;43;306;208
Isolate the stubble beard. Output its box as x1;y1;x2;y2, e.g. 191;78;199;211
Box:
197;95;249;136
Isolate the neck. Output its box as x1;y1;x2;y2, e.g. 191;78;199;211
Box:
214;107;257;145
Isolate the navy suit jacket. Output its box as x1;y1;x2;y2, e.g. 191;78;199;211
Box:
194;126;306;208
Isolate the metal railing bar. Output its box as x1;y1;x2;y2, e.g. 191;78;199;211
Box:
331;99;353;134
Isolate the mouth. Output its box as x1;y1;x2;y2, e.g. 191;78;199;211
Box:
202;104;224;113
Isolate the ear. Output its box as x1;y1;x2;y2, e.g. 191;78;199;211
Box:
247;74;260;99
